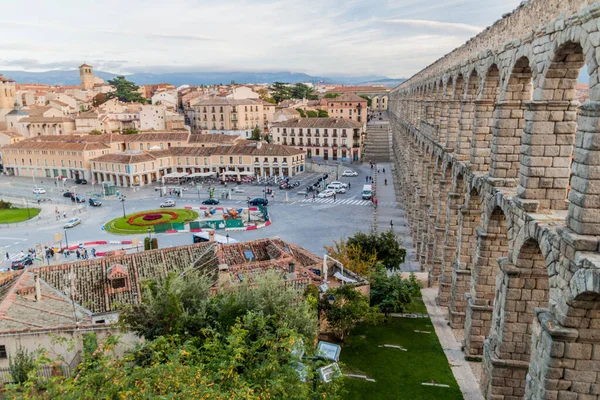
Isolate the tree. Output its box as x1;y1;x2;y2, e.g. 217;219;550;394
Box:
291;83;318;101
106;76;146;104
296;108;306;118
9;344;36;384
269;82;292;104
370;269;421;318
321;285;381;341
263;134;271;143
0;200;12;209
347;230;406;269
324;93;340;99
121;128;139;135
359;95;372;108
89;129;102;135
306;110;318;118
92;92;107;107
250;127;262;141
324;239;378;277
317;110;329;117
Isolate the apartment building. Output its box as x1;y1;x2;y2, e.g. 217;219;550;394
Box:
271;117;364;162
139;104;185;131
325;93;368;129
190;98;271;138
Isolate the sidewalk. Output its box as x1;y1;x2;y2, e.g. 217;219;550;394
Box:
422;288;484;400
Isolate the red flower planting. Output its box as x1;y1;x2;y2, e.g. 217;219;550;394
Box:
127;211;179;226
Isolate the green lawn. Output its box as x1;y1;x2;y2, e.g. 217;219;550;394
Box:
0;208;40;223
105;209;199;234
404;297;428;314
341;317;462;400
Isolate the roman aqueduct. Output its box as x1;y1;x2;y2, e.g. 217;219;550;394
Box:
390;1;600;398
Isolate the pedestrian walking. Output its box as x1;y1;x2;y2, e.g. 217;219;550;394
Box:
377;169;380;174
305;192;308;199
312;192;315;201
91;248;96;258
375;198;379;208
383;168;386;174
5;252;9;260
333;193;336;202
390;220;394;230
385;178;388;185
76;250;81;260
348;182;351;189
63;211;67;219
366;176;368;183
84;249;88;259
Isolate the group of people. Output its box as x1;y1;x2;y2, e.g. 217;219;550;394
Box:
54;207;67;220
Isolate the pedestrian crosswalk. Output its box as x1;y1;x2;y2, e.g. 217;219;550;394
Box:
297;198;397;207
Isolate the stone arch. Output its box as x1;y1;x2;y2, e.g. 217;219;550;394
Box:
446;74;464;149
456;70;479;158
518;40;586;210
481;64;501;102
482;237;550;399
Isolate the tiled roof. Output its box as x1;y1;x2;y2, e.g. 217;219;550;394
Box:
328;86;390;93
0;75;15;83
325;93;367;103
271;117;362;129
19;117;75;123
50;100;71;107
170;142;304;157
188;134;241;144
1;140;109;151
122;132;190;142
25;106;53;117
195;97;259;106
91;150;172;163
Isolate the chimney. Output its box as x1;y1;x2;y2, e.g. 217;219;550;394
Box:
208;230;215;242
34;274;42;302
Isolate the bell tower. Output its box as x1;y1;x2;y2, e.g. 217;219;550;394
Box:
79;63;94;90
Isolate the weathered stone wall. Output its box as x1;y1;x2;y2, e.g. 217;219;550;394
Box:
390;1;600;398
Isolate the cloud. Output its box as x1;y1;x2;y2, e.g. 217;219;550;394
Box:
380;19;483;34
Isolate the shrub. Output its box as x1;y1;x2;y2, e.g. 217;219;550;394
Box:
0;200;12;209
127;211;179;226
142;214;163;221
9;344;36;384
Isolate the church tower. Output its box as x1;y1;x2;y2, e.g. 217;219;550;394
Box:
79;63;94;90
0;75;16;128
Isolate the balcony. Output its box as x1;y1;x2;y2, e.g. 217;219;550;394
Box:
353;144;360;148
232;116;238;121
353;135;360;139
263;161;269;165
282;162;288;166
282;132;287;136
254;161;260;165
273;161;279;165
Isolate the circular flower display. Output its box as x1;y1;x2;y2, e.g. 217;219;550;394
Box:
127;211;179;226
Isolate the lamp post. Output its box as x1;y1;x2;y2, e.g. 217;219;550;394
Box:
226;233;230;244
64;228;69;250
119;195;127;218
247;197;251;224
147;226;152;241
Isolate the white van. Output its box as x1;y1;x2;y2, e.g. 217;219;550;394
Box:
327;183;346;193
362;185;373;200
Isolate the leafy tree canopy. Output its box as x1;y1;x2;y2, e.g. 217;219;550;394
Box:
250;127;262;141
324;93;340;98
370;269;422;318
296;108;306;118
359;94;372;108
306;110;318;118
89;129;102;135
317;109;329;117
106;76;147;104
347;230;406;269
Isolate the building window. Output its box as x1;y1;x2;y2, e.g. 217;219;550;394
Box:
220;156;224;164
239;156;243;164
229;157;233;164
112;277;126;290
0;345;7;359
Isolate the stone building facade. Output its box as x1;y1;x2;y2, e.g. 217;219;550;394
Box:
390;1;600;399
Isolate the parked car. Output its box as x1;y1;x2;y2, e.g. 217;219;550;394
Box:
248;198;268;206
63;217;81;229
75;179;88;185
71;195;86;203
329;181;348;188
160;199;176;208
89;198;102;207
342;170;358;177
33;187;46;194
11;255;33;270
318;189;336;198
63;191;74;198
202;198;220;205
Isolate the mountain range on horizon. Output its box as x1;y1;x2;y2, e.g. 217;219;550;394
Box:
0;69;407;88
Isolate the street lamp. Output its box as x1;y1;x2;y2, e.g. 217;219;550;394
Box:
63;228;69;250
147;226;152;241
247;197;251;224
119;195;127;218
226;233;230;244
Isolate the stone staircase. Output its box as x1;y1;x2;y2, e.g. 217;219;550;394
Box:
363;124;391;162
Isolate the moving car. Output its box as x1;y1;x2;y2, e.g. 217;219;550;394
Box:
362;184;373;200
71;195;86;203
89;198;102;207
202;198;220;205
318;189;336;198
248;198;268;206
63;217;81;229
160;199;176;208
327;183;346;193
342;170;358;177
329;181;348;188
11;255;33;270
63;191;74;198
75;179;88;184
33;187;46;194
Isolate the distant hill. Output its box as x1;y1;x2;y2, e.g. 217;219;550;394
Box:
0;69;392;87
357;78;407;88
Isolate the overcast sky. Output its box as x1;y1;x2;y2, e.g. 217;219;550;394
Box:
0;0;523;78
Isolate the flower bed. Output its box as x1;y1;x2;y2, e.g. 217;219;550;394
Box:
127;211;179;226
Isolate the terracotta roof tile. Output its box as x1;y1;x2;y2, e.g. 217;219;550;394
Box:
271;117;362;129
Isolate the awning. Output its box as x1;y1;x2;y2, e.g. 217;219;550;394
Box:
240;171;255;176
188;172;217;177
333;271;357;283
163;172;189;178
222;171;239;176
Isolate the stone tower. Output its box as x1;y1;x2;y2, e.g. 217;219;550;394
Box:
79;63;94;90
0;75;16;128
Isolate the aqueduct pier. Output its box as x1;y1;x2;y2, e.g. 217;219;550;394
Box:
390;1;600;399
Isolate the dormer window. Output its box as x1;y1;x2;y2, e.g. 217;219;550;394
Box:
107;264;130;293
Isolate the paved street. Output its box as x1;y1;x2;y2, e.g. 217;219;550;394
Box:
0;160;418;271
